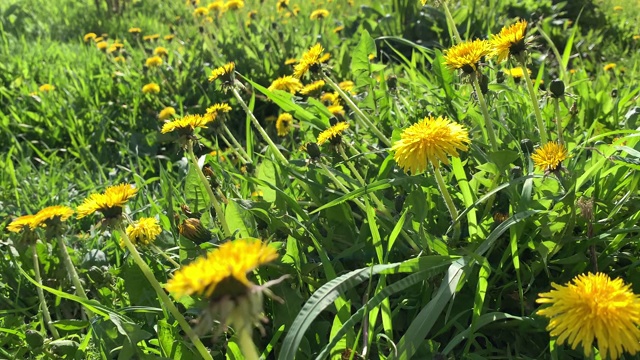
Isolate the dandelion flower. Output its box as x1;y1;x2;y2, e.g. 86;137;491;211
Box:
143;34;160;41
83;32;97;42
284;58;297;65
420;0;427;5
276;113;294;136
145;56;163;67
277;0;289;12
161;114;212;134
530;142;568;173
96;41;108;51
153;46;169;57
613;5;623;11
164;34;175;41
333;25;344;34
193;6;209;16
208;1;224;11
327;104;345;117
318;52;331;63
114;56;126;63
224;0;244;11
443;39;491;73
159;107;176;120
338;80;355;93
603;63;616;71
76;183;138;219
293;43;324;78
299;80;325;95
320;92;340;105
128;27;142;34
39;84;55;93
310;9;329;20
7;215;39;233
392;116;470;174
178;218;211;244
490;19;528;63
504;67;531;79
166;238;278;299
268;76;303;94
634;35;640;40
142;83;161;94
94;36;104;43
317;122;349;145
208;62;235;82
124;217;162;247
35;206;74;225
205;103;232;122
537;273;640;360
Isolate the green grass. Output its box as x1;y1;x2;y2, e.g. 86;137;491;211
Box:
1;0;640;359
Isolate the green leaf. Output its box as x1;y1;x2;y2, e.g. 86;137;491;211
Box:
51;319;89;331
351;30;376;77
256;159;277;202
225;199;256;238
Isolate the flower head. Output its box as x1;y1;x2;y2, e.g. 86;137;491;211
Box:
153;46;169;57
205;103;232;122
299;80;325;96
310;9;329;20
537;273;640;359
276;113;294;136
392;116;470;174
208;62;235;83
224;0;244;11
317;122;349;145
268;75;302;94
338;80;355;93
96;41;108;51
490;19;528;63
193;6;209;16
142;83;161;94
76;183;138;220
531;142;568;173
208;1;224;11
504;67;531;79
128;27;142;34
166;238;278;299
284;58;297;65
35;206;74;225
327;104;345;117
124;217;162;247
159;107;177;120
613;5;623;11
145;55;163;67
276;0;289;12
7;215;39;233
164;34;175;41
161;114;212;135
443;39;491;73
84;32;97;42
293;44;324;78
143;34;160;41
333;25;344;34
39;84;55;93
603;63;616;71
179;218;212;244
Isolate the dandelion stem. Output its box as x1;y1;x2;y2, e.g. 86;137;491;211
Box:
237;326;259;360
517;53;548;144
222;124;252;163
151;244;181;268
442;1;462;44
116;223;213;360
433;166;461;240
230;87;289;165
187;140;232;238
471;73;499;152
31;243;60;339
553;98;564;146
55;236;94;319
322;75;392;147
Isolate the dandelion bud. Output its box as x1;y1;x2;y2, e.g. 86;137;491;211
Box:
611;88;618;98
520;138;534;154
496;70;505;84
305;142;321;159
179;218;212;244
479;73;489;95
549;79;565;98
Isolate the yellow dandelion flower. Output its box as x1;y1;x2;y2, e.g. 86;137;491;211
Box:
420;0;427;5
159;107;176;120
161;114;212;134
96;41;108;51
490;19;528;63
443;39;491;73
317;122;349;145
39;84;55;93
530;142;568;172
333;25;344;34
7;215;39;233
224;0;244;11
299;80;325;95
318;52;331;63
537;273;640;360
142;83;161;94
327;104;345;117
284;58;298;65
208;62;235;82
145;55;163;67
320;91;340;105
277;0;289;12
268;75;303;94
205;103;232;122
265;115;277;123
107;45;118;54
208;0;224;11
338;80;355;93
247;10;257;20
76;183;138;219
276;113;294;136
164;34;175;41
34;206;74;226
94;36;104;43
128;27;142;34
83;32;97;42
634;35;640;40
153;46;169;57
113;56;126;63
143;34;160;41
293;43;324;78
504;67;531;78
292;4;300;15
165;238;278;299
124;217;162;247
603;63;616;71
112;41;124;49
613;5;623;11
392;116;470;174
193;6;209;16
310;9;329;20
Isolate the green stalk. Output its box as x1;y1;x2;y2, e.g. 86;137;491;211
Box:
517;53;548;144
187;140;232;238
471;73;499;152
322;75;392;147
230;87;289;165
218;131;250;164
441;1;462;44
116;223;213;360
433;166;461;240
31;243;60;339
56;236;94;318
237;327;259;360
222;124;252;163
553;98;564;146
151;244;181;268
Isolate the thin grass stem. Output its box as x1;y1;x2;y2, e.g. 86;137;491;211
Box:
31;243;60;339
433;166;461;240
56;236;94;318
517;53;548;144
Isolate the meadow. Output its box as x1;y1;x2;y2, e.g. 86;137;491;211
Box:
1;0;640;358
